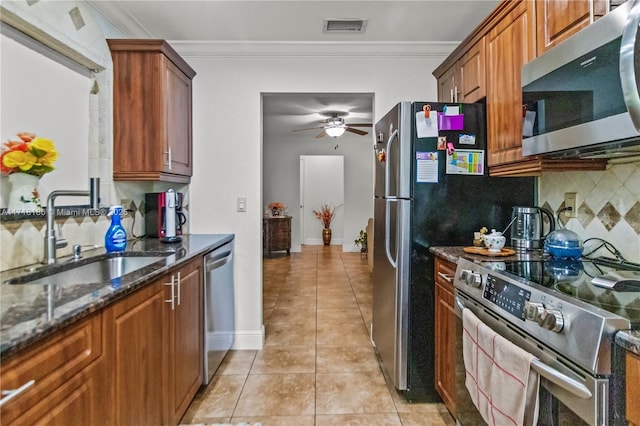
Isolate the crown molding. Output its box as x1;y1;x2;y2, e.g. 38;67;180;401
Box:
87;0;155;38
170;41;457;58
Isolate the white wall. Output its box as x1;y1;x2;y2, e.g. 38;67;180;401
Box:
184;52;444;349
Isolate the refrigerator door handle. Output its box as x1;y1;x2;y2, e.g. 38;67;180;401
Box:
385;129;399;198
385;198;397;268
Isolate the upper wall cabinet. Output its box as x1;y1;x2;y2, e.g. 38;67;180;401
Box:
435;38;486;104
108;40;196;183
486;1;535;167
433;0;608;176
536;0;607;54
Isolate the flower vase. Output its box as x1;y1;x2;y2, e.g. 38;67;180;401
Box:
322;228;332;245
7;173;42;212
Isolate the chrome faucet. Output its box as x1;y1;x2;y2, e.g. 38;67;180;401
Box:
44;178;100;264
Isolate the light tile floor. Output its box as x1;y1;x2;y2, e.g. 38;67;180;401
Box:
181;245;455;425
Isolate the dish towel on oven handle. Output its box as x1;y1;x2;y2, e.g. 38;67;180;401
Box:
462;308;540;426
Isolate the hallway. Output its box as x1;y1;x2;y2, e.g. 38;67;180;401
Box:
181;246;454;425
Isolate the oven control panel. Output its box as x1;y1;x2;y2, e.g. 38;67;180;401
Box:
483;274;531;321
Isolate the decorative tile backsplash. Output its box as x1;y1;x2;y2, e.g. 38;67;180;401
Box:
0;196;189;272
539;162;640;262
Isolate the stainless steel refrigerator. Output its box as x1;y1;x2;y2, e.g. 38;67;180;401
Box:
372;101;535;401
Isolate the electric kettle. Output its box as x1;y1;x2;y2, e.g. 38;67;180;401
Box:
510;206;555;250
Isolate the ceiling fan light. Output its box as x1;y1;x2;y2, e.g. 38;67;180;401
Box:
325;126;346;137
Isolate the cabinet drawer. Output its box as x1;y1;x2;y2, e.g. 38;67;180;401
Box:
435;257;457;290
1;314;102;423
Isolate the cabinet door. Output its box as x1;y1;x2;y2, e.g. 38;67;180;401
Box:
486;1;535;166
628;352;640;426
459;38;486;103
434;257;457;417
164;57;193;177
438;65;458;103
167;258;203;424
536;0;605;54
105;279;167;426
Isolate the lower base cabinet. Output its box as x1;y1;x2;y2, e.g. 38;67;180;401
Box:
434;256;457;418
1;256;204;426
167;258;203;425
105;277;167;425
106;256;203;425
0;314;108;425
628;352;640;425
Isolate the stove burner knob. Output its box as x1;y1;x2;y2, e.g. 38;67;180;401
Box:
461;270;482;288
524;301;544;322
539;309;564;333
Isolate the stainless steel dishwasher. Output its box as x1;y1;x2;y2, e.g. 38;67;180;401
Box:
203;239;235;384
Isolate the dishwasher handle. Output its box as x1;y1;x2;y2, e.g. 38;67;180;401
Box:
205;250;233;272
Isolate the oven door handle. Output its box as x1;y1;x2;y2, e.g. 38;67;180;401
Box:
531;359;592;399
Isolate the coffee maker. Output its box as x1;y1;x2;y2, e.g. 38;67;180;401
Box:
145;190;186;242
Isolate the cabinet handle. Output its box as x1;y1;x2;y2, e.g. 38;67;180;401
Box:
437;272;454;283
164;148;172;170
0;380;35;407
165;276;175;310
454;86;459;103
450;88;454;103
176;271;181;306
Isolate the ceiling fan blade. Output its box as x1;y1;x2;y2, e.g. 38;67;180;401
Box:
291;126;324;132
345;127;368;136
315;130;327;139
345;123;373;127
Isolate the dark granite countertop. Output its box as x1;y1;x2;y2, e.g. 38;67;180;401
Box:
0;234;234;359
616;330;640;356
430;246;640;356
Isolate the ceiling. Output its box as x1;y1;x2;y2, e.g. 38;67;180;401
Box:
89;1;499;142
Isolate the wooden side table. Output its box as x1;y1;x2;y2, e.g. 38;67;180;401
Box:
263;216;291;257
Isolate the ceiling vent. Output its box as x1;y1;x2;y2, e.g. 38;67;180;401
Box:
323;19;368;33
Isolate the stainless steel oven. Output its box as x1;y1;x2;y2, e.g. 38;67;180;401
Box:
452;257;636;425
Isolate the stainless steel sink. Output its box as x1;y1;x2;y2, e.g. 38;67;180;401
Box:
7;255;167;286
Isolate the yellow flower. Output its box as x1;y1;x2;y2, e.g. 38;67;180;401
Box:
28;137;58;165
2;150;37;172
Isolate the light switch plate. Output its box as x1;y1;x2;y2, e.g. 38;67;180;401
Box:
237;196;247;212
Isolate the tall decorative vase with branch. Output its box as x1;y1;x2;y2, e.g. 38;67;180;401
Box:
313;203;336;246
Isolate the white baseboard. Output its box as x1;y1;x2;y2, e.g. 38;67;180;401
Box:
230;325;265;350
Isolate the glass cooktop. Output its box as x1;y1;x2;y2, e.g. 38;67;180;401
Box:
481;257;640;326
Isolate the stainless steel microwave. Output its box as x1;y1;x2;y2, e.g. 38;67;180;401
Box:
521;0;640;159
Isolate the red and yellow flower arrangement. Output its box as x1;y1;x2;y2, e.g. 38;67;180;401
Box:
1;132;58;177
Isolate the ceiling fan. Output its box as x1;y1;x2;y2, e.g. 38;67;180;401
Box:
291;112;372;138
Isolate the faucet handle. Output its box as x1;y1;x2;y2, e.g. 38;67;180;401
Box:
72;244;98;261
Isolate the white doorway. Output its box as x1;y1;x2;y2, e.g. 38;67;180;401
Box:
300;155;344;245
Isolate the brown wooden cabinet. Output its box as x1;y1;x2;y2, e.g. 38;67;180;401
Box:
436;38;486;103
1;254;206;425
166;257;203;425
433;0;608;176
263;216;291;257
105;275;167;426
486;1;535;167
434;256;458;418
536;0;607;54
108;39;196;183
0;314;108;425
628;351;640;426
105;257;204;425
